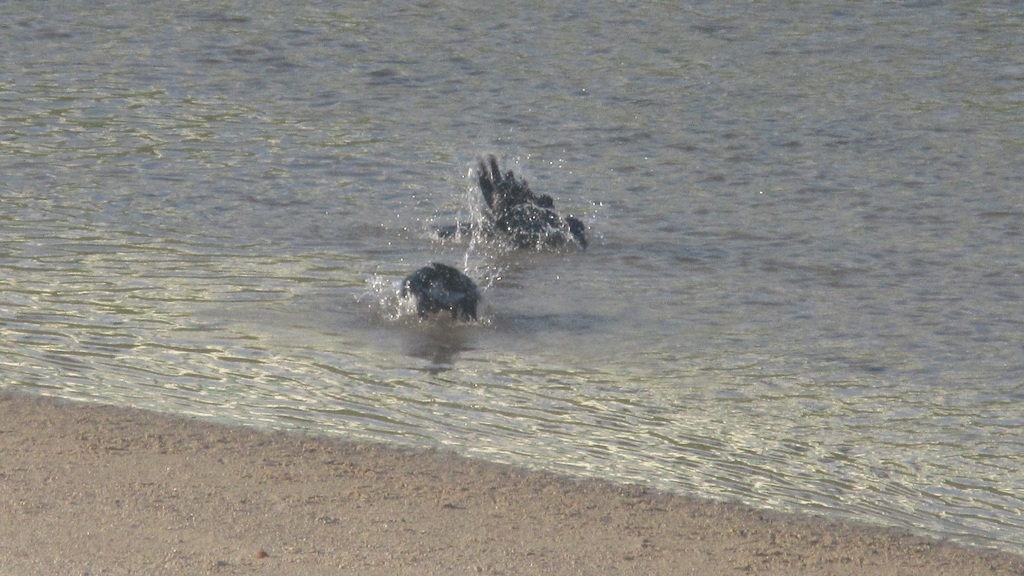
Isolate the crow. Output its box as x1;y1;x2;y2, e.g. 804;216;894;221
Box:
400;262;480;321
438;156;587;249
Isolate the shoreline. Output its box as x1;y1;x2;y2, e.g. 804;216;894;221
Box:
2;391;1022;575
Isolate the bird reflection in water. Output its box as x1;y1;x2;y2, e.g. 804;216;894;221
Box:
402;323;474;370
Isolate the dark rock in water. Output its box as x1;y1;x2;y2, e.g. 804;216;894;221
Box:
477;155;587;249
400;262;480;321
436;156;587;249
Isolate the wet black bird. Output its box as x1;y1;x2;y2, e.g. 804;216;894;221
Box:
400;262;480;321
438;156;587;249
478;155;587;249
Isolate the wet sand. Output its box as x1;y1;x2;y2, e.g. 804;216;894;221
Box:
2;391;1022;575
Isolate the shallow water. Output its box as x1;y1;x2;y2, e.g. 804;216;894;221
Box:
3;0;1024;553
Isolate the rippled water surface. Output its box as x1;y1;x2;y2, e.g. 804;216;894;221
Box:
3;0;1024;553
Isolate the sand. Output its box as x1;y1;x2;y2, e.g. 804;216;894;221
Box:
1;392;1022;575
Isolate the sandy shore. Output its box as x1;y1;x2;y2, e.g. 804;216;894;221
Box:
1;392;1021;575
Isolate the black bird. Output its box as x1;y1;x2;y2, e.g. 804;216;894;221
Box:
400;263;480;321
438;156;587;249
478;156;587;249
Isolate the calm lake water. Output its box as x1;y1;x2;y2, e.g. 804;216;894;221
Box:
3;0;1023;554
